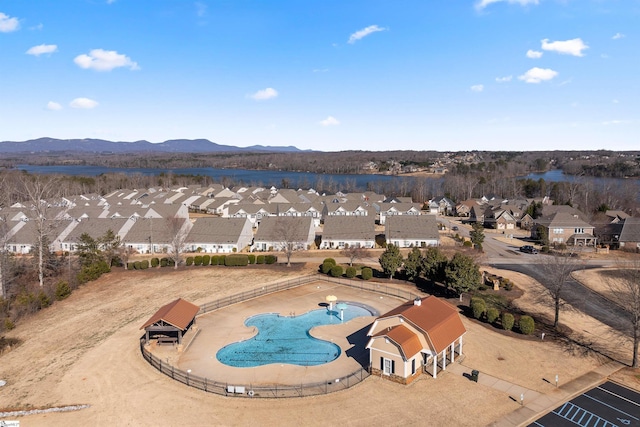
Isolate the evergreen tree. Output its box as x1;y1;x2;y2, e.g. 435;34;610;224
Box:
470;222;485;250
444;252;481;296
403;247;422;281
379;244;403;280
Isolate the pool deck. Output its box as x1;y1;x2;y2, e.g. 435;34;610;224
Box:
149;280;408;387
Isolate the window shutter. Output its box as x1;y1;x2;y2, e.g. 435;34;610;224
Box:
391;360;395;374
380;357;384;370
412;358;416;374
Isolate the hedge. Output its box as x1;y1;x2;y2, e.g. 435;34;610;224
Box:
248;254;256;264
345;266;357;278
323;258;336;267
519;315;535;335
202;255;210;266
186;257;194;266
486;307;500;324
256;255;265;264
265;255;277;264
211;255;219;266
502;312;515;331
321;262;333;274
219;255;227;265
225;254;249;266
471;299;486;320
361;267;373;280
329;265;343;277
133;261;141;270
127;262;135;270
194;255;203;266
151;257;159;268
140;260;149;270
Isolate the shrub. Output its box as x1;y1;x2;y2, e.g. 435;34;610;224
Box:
321;262;333;274
345;266;357;278
225;254;249;266
519;315;535;335
140;260;149;270
471;299;486;320
256;255;265;264
151;257;160;268
265;255;277;264
247;254;256;264
133;261;141;270
501;312;515;331
194;256;203;266
541;245;550;253
210;255;219;266
329;265;343;277
78;260;111;284
4;318;15;331
202;255;210;266
323;258;337;267
219;255;227;265
501;278;513;291
361;267;373;280
127;262;135;270
186;257;194;266
55;281;72;301
463;240;473;247
486;307;500;324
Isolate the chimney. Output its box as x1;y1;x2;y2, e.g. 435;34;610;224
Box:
414;297;422;306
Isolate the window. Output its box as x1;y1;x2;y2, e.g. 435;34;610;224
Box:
552;228;563;234
574;228;584;234
381;357;395;375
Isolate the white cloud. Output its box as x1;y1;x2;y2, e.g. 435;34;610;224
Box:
541;38;588;57
518;67;558;83
26;44;58;56
612;32;625;40
0;12;20;32
602;120;629;126
612;99;619;104
46;101;62;111
471;84;484;92
526;49;543;59
74;49;140;71
320;116;340;126
495;75;512;83
195;2;207;17
475;0;539;11
248;88;278;101
348;25;386;44
313;68;329;73
70;98;99;109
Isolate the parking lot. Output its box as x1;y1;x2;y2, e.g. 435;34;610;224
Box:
530;381;640;427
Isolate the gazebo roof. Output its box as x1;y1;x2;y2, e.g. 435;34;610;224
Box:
140;298;200;331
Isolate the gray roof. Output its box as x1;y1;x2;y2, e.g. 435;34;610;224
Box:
254;216;313;242
385;215;439;240
619;217;640;242
322;216;376;240
185;217;250;244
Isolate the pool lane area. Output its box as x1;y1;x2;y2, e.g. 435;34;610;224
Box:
176;281;404;386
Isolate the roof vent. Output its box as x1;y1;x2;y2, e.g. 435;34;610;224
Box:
414;297;422;306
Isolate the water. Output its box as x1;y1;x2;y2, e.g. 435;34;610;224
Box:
15;164;420;192
216;304;373;367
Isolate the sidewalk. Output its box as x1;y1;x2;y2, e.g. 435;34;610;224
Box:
448;360;624;427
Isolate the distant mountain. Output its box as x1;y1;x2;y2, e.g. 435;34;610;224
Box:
0;138;307;154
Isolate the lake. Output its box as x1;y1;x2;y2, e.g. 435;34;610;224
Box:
15;164;425;192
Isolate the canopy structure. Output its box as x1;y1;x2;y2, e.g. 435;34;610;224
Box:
140;298;200;345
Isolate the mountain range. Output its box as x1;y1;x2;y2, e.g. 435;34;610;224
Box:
0;138;306;154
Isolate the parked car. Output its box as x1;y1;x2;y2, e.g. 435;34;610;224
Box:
451;226;459;231
519;245;538;254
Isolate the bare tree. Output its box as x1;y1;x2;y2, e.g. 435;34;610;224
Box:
340;245;370;267
604;262;640;368
539;249;581;330
18;174;60;287
0;176;12;299
274;217;307;267
167;217;189;269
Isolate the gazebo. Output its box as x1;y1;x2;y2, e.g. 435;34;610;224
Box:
140;298;200;345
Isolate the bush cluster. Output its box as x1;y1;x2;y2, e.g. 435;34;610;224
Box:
77;260;111;284
361;267;373;280
470;297;536;335
225;254;249;266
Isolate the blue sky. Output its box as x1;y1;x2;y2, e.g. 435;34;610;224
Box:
0;0;638;152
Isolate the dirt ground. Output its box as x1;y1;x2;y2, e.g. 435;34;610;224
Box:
0;262;637;426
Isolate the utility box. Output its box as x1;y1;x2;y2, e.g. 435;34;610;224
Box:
471;370;479;382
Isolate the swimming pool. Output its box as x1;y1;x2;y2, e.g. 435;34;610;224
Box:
216;303;373;367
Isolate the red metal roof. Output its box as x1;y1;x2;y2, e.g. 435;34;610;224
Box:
140;298;200;331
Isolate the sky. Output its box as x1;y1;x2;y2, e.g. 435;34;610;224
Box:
0;0;638;152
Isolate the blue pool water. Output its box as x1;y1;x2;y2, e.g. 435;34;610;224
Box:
217;304;373;367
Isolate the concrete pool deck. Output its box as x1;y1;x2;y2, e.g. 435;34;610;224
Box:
149;280;410;387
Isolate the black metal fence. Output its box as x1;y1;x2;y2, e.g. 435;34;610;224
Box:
140;273;421;398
